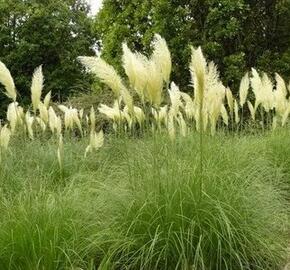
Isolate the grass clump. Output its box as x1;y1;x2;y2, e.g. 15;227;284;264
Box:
0;133;288;269
94;134;289;269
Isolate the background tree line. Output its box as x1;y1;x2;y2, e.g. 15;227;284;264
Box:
1;0;290;115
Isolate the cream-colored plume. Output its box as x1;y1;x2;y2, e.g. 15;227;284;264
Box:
43;91;51;108
133;106;145;126
48;107;59;134
145;60;163;107
190;46;207;132
234;99;240;124
25;111;34;139
89;106;96;132
0;125;11;151
57;134;64;171
122;44;148;101
0;61;17;101
38;102;49;123
247;101;255;120
98;101;123;122
85;130;104;157
7;102;23;133
251;68;263;110
78;56;124;98
180;92;195;120
274;73;288;117
239;72;249;107
220;104;229;126
261;73;274;112
152;34;172;84
31;65;44;112
168;82;183;117
36;117;46;132
226;88;234;115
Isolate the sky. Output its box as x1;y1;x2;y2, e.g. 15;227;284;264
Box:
87;0;103;16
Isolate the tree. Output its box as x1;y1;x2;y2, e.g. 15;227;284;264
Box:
0;0;96;115
95;0;290;93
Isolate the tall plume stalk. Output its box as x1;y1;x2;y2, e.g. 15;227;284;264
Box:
190;47;207;196
31;65;44;114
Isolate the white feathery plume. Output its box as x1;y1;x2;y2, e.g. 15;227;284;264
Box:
122;44;149;101
205;62;220;92
234;99;240;124
226;88;234;115
261;73;274;112
133;106;145;126
7;102;22;133
190;46;207;105
168;82;183;117
180;92;195;120
120;86;134;113
251;68;263;110
0;61;16;101
85;130;104;157
239;72;249;107
274;73;288;117
152;34;172;84
58;104;68;113
145;59;163;107
31;65;44;112
98;102;123;122
220;104;229;126
71;108;82;133
55;117;62;137
78;56;124;98
0;125;11;151
58;105;82;133
25;111;34;139
152;105;168;128
247;101;255;120
57;134;64;171
89;106;96;132
207;83;225;135
190;46;207;132
36;117;46;132
48;106;58;134
123;106;133;129
122;43;137;89
43;91;51;109
38;102;49;123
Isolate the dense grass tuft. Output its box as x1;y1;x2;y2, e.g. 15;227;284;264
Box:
0;132;289;269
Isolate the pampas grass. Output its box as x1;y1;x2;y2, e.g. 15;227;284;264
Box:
78;56;123;98
31;65;44;113
0;61;17;101
0;33;289;270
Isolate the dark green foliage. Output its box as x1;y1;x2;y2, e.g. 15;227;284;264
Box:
0;0;96;116
96;0;290;92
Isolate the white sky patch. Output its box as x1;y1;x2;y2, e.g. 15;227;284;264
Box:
87;0;103;16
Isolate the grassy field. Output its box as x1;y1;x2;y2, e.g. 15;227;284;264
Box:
0;130;289;270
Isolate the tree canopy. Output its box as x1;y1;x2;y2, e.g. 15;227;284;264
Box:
95;0;290;92
0;0;96;114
